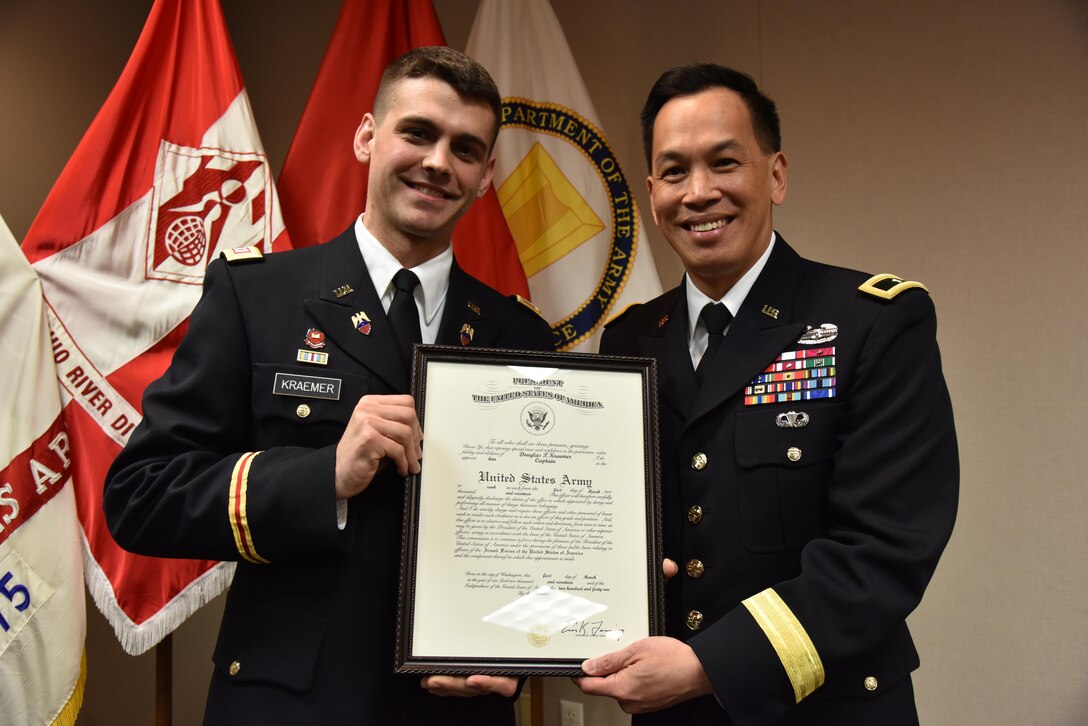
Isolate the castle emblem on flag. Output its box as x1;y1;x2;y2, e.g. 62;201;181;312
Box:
146;143;274;283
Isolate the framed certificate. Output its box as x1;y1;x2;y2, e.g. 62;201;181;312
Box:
395;345;664;676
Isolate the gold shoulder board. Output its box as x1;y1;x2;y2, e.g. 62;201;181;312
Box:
512;294;545;319
858;273;928;300
222;246;264;264
604;303;641;327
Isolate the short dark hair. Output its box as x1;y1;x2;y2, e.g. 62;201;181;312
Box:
640;63;781;168
375;46;502;144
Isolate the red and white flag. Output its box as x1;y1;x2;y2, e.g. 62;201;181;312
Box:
21;0;287;655
467;0;662;351
0;213;85;725
278;0;530;298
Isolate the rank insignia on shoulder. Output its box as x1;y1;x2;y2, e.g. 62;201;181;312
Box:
858;273;929;300
603;303;642;328
460;323;474;346
512;294;545;320
222;246;263;263
797;323;838;344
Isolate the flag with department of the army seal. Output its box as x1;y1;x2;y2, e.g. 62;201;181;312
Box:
465;0;662;351
0;214;86;725
21;0;287;655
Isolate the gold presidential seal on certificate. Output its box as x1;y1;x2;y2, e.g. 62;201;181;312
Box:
528;626;551;648
395;346;664;676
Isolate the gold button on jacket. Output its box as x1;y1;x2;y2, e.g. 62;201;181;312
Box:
685;610;704;630
691;452;708;470
687;505;703;524
685;559;705;578
228;661;241;676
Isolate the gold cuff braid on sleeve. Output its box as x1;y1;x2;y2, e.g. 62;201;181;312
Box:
228;451;270;564
742;588;824;703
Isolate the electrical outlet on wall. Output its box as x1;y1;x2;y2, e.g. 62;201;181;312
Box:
559;698;584;726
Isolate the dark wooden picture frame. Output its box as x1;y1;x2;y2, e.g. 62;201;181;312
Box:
395;345;664;676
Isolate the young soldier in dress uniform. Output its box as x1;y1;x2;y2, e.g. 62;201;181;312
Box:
575;64;958;725
105;47;551;725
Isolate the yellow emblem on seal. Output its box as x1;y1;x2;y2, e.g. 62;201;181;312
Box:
528;626;551;648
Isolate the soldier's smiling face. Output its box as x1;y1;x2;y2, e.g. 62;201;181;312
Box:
355;76;496;261
646;87;787;299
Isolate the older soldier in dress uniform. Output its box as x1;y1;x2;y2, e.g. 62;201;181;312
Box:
576;64;958;725
105;47;551;725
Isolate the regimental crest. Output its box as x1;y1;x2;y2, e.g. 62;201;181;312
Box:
145;141;273;283
305;328;327;349
460;323;474;346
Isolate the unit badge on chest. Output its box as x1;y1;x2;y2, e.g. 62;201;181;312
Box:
797;323;838;345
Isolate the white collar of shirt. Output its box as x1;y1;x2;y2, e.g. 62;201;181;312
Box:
354;215;452;337
686;232;777;365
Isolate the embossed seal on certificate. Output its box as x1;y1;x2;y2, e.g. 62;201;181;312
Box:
521;402;555;435
528;626;551;648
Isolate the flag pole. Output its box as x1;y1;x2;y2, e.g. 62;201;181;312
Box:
530;676;543;726
155;634;172;726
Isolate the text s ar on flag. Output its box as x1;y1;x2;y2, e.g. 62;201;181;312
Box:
0;214;86;725
21;0;287;656
278;0;530;299
466;0;662;352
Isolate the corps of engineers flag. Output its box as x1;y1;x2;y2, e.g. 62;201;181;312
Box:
466;0;662;352
20;0;287;655
0;214;85;724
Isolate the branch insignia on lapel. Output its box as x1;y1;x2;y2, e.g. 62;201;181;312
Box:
351;311;371;336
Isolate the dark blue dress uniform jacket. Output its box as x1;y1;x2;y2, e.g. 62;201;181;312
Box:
600;236;958;726
104;228;554;725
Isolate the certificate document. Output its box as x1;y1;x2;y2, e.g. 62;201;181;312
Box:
396;346;663;675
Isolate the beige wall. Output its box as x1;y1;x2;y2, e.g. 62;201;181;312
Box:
2;1;1085;724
